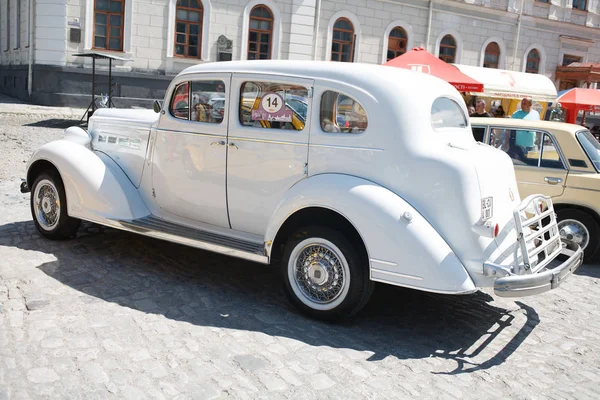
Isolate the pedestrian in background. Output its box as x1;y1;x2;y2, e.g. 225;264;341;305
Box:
470;99;492;117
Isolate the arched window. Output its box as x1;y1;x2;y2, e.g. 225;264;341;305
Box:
175;0;204;58
331;18;354;62
248;5;273;60
387;27;407;61
484;42;500;69
438;35;456;63
93;0;125;51
526;49;540;74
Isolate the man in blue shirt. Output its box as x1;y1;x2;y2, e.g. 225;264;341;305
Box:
512;97;540;151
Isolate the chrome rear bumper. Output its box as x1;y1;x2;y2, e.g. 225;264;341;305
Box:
494;240;583;298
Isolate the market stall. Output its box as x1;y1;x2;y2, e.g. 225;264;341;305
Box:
453;64;558;119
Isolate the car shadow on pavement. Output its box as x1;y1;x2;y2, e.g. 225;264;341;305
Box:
1;220;540;375
23;118;85;129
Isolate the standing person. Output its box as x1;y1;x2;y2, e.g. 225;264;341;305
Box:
512;97;540;154
471;99;492;117
511;97;540;120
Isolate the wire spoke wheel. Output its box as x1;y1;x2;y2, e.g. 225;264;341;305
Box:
33;179;61;231
288;238;351;311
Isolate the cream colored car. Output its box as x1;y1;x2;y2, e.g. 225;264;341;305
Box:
472;117;600;262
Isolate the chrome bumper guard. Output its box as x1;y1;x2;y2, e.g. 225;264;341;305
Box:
493;239;583;297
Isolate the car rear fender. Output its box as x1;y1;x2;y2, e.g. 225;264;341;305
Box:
266;174;477;294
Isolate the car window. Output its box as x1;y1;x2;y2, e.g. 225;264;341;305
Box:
577;130;600;172
189;80;226;124
431;97;467;130
472;125;486;142
320;91;368;134
170;82;190;120
239;81;309;131
540;134;565;169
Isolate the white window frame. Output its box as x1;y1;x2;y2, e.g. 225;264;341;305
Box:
479;37;506;69
522;44;546;74
167;0;211;62
84;0;133;54
325;11;361;63
434;29;462;64
381;20;413;64
240;0;281;61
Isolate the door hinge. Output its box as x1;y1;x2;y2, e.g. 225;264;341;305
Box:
308;87;314;99
303;162;308;176
152;188;156;198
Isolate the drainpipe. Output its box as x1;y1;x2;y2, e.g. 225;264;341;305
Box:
27;0;35;98
511;0;524;71
425;0;434;52
312;0;322;60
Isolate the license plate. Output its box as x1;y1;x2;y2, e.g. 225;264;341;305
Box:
482;197;493;220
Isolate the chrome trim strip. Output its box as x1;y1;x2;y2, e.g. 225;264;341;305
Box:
369;258;398;267
309;144;384;152
566;186;600;193
371;268;423;281
97;215;269;264
227;136;307;147
155;128;225;139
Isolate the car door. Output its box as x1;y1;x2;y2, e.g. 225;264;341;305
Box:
152;75;231;228
226;74;313;235
487;127;567;199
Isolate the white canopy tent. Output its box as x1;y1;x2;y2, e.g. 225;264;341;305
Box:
453;64;558;103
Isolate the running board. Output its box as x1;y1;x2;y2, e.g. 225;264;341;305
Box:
114;216;268;264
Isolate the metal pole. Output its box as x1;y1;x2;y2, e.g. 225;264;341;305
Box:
426;0;434;52
92;57;96;114
108;58;112;108
511;0;525;70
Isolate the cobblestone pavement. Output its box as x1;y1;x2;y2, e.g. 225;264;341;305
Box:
1;110;600;399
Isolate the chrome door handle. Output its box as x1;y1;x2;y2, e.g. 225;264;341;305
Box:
227;142;238;149
544;177;563;185
211;140;225;146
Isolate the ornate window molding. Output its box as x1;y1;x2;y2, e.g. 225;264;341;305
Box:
167;0;211;61
240;0;281;60
84;0;132;54
325;11;361;62
434;29;462;64
522;44;546;74
381;20;413;64
479;37;506;69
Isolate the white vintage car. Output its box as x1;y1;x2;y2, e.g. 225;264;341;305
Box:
21;61;583;320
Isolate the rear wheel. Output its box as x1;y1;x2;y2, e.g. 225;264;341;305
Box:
281;226;373;321
30;171;80;240
557;209;600;263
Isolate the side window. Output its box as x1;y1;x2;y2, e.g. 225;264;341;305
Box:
170;82;190;120
239;81;309;131
431;97;466;130
190;80;226;124
320;91;368;133
540;134;565;169
490;128;544;167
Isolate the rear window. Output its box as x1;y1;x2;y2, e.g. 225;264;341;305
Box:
431;97;467;130
320;91;368;133
576;130;600;172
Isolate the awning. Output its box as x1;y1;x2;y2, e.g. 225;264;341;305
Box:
453;64;558;103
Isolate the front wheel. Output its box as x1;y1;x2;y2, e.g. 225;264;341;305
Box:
281;226;373;321
30;171;81;240
557;209;600;263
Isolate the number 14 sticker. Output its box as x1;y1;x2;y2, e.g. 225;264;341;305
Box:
261;93;283;113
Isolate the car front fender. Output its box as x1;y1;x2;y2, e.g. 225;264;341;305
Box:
26;140;150;221
266;174;476;294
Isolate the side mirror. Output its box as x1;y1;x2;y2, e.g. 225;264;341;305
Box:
153;100;162;114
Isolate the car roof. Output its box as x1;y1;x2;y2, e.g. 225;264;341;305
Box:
469;117;587;138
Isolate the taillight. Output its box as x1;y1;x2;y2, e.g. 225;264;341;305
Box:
494;223;499;238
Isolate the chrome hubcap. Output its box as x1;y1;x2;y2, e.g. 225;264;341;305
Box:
558;219;589;250
34;180;60;231
293;243;346;305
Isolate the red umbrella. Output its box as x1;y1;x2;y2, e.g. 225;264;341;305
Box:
384;47;484;92
556;88;600;124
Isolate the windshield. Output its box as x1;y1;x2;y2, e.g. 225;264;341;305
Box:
576;130;600;172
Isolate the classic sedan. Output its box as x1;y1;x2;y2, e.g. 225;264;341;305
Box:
471;117;600;262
